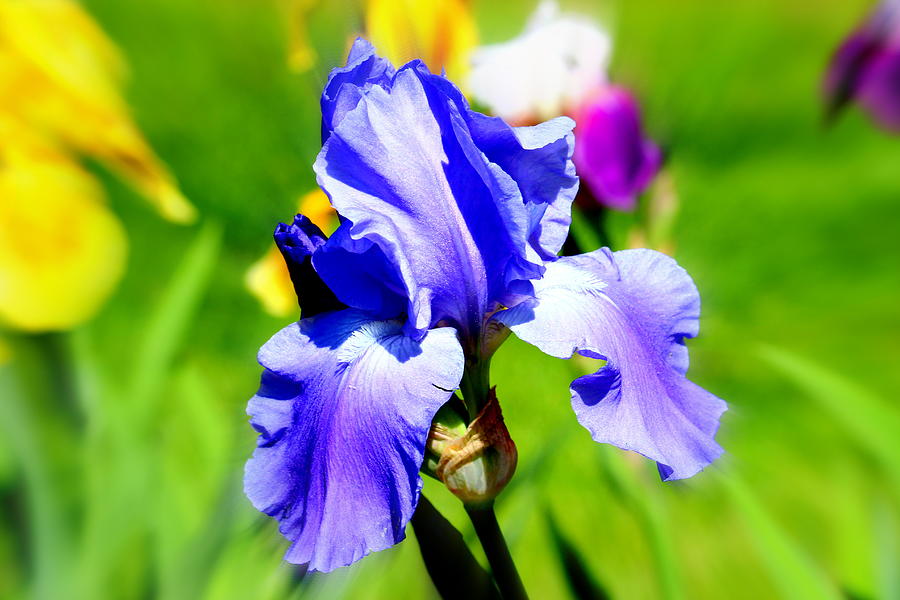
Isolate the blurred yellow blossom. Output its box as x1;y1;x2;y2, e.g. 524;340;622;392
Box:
0;122;127;331
0;0;192;331
0;0;195;223
246;189;335;318
365;0;477;83
283;0;318;72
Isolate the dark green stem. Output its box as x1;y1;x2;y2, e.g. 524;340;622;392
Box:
459;357;492;422
412;495;500;600
465;503;529;600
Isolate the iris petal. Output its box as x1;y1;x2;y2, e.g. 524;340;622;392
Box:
497;249;725;480
314;66;546;337
244;309;464;571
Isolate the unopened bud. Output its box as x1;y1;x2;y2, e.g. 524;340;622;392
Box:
426;388;517;506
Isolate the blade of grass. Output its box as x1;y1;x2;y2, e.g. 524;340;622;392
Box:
77;222;223;598
0;336;77;600
597;448;684;600
411;494;500;600
716;471;843;600
544;506;611;600
128;222;223;424
757;345;900;487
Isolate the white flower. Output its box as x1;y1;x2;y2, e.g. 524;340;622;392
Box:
468;1;611;122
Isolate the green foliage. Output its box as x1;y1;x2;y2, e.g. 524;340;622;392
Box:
1;0;898;598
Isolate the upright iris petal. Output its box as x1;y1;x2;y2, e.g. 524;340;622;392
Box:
314;42;577;338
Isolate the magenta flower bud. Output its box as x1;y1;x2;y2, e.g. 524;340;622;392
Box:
825;0;900;132
572;86;663;212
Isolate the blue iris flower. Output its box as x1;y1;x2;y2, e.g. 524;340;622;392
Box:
244;39;726;572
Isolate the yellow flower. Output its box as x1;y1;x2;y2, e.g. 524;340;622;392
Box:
0;124;127;331
282;0;318;73
365;0;477;83
0;0;195;223
246;189;335;318
0;0;193;331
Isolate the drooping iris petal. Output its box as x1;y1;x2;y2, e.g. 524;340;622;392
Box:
496;249;725;480
572;87;662;212
315;64;564;337
244;309;464;572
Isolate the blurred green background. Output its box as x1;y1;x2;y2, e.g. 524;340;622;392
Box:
2;0;899;598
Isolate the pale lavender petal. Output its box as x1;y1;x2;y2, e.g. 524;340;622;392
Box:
496;249;725;480
244;309;464;571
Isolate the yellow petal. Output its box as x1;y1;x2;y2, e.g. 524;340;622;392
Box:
245;245;297;319
298;188;336;233
283;0;318;72
0;0;195;223
0;140;127;331
366;0;477;83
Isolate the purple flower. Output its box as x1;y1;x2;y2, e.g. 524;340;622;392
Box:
825;0;900;131
572;87;663;212
244;39;725;572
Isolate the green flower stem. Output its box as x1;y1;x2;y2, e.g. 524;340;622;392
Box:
465;502;529;600
459;357;492;422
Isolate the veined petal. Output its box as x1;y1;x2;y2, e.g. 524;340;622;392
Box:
496;249;725;480
398;69;579;258
244;309;464;572
314;65;543;338
321;38;395;140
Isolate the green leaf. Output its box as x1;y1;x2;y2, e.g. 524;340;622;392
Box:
128;221;223;424
411;494;500;600
545;507;611;600
716;471;843;600
757;345;900;487
597;448;684;600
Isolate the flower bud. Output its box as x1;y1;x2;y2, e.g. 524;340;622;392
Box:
426;388;517;506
